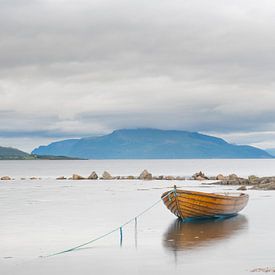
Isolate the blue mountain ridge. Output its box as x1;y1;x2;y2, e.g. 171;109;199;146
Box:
266;148;275;157
31;129;273;159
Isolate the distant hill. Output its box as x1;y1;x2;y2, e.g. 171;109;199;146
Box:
0;146;32;160
32;129;273;159
266;149;275;157
0;146;81;160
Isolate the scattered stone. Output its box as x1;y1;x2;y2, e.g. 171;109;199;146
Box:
72;174;86;180
251;267;275;273
164;176;175;180
56;176;66;180
248;175;259;183
1;176;11;180
102;171;113;180
218;174;249;185
88;171;98;180
252;182;275;190
216;174;225;180
257;177;275;185
237;185;247;191
228;174;239;180
139;169;153;180
192;171;209;180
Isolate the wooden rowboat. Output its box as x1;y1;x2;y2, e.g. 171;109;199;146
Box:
161;186;249;220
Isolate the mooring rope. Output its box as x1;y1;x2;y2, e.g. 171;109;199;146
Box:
42;190;173;258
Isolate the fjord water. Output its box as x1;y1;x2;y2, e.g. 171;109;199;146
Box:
1;159;275;275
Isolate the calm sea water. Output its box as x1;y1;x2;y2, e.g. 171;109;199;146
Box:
1;160;275;275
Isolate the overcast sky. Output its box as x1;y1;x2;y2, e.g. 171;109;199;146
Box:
1;0;275;152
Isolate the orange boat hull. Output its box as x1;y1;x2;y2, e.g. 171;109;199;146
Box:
161;189;249;220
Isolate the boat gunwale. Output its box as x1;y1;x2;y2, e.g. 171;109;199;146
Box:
161;189;248;201
162;194;248;208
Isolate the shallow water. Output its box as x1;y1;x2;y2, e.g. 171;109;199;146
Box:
1;160;275;274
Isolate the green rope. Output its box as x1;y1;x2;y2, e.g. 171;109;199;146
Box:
42;190;173;258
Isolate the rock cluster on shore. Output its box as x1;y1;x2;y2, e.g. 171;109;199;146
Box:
214;173;275;190
1;170;275;190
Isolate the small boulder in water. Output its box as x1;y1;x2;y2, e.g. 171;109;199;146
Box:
1;176;11;180
192;171;208;180
216;174;225;180
56;176;66;180
88;171;98;180
72;174;86;180
102;171;113;180
252;182;275;190
164;176;175;180
138;169;153;180
237;185;247;191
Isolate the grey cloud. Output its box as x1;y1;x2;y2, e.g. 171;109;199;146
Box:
0;0;275;150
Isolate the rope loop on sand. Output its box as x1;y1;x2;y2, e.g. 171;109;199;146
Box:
42;190;173;258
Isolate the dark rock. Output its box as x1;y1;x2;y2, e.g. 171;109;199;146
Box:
88;171;98;180
237;185;247;191
139;170;153;180
56;176;66;180
30;177;40;180
1;176;11;180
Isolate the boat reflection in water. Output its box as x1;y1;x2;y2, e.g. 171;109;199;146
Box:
163;215;248;251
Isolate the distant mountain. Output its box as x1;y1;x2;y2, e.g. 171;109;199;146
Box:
266;149;275;157
32;129;273;159
0;146;81;160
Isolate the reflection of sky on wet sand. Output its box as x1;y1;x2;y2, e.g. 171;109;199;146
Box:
163;215;248;252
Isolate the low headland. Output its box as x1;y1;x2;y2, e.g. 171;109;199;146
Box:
0;146;83;160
